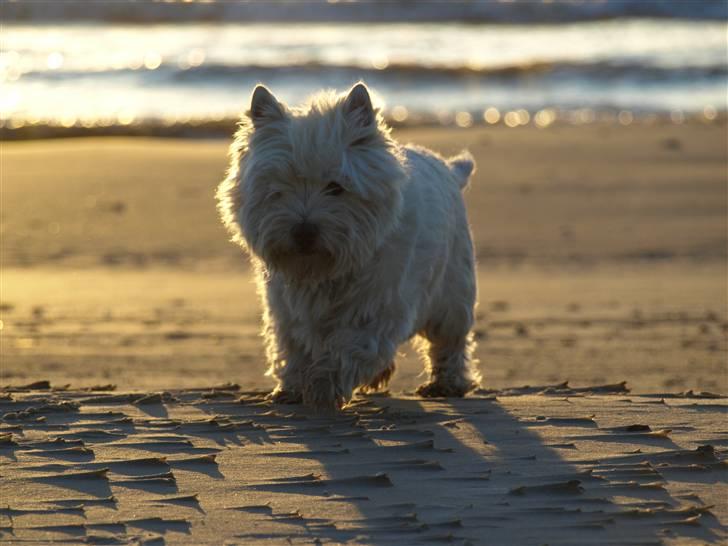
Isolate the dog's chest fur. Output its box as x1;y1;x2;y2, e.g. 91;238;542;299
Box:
273;268;393;338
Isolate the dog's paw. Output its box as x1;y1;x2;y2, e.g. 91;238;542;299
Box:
303;371;345;411
416;378;476;398
268;389;303;405
358;361;396;394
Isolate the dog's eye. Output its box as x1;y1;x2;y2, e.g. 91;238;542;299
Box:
268;191;282;201
323;181;345;196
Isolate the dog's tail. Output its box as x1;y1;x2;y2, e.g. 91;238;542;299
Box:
447;150;476;190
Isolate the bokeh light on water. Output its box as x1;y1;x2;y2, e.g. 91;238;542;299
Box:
0;2;726;133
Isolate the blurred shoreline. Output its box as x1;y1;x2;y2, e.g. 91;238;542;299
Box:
2;111;725;141
3;19;726;131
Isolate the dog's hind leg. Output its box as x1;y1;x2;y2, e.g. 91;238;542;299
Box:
416;331;479;397
416;242;480;397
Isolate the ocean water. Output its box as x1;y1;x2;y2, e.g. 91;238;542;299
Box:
1;2;726;129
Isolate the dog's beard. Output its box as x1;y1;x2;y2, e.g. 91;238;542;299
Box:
264;246;338;283
253;216;378;283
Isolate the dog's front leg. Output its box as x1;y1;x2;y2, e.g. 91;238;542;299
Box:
303;330;396;410
267;334;313;404
269;351;310;404
302;353;344;410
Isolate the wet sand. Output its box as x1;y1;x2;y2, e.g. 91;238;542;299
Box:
1;265;726;393
1;123;726;543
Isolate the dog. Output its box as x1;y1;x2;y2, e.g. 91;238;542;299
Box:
217;82;480;409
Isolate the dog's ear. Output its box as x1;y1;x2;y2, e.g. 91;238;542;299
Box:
250;85;285;128
343;83;375;128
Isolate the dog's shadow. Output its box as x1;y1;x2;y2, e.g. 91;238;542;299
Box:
236;393;723;545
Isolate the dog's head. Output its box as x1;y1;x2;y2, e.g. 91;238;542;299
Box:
218;83;407;282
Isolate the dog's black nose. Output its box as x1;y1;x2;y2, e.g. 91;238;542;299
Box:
291;222;319;253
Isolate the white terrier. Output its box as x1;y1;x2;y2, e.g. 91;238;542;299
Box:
217;83;480;409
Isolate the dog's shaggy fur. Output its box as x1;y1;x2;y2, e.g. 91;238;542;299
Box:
217;83;480;409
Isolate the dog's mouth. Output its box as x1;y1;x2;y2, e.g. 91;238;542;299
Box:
296;246;317;257
266;247;337;281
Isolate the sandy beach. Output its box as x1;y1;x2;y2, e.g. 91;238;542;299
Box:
2;123;726;392
1;383;726;544
1;123;727;543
